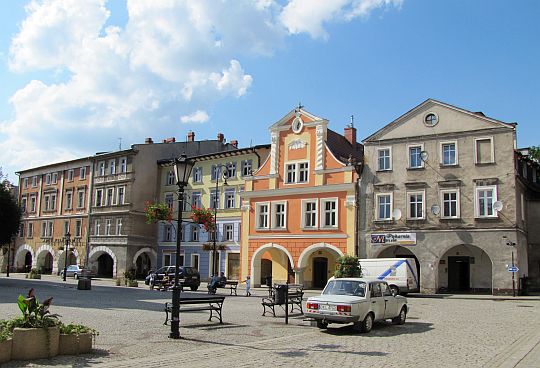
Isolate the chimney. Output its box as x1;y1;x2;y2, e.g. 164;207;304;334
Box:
344;119;357;146
145;137;153;144
217;133;225;142
162;137;176;143
231;139;238;148
187;131;195;142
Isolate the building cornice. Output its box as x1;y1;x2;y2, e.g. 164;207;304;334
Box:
241;183;356;199
249;233;348;240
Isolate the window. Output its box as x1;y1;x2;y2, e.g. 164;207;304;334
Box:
424;113;439;126
94;220;101;236
109;159;116;175
80;166;87;180
256;203;269;229
32;176;38;187
67;169;74;181
27;223;33;238
44;193;56;211
192;167;202;183
191;254;200;270
441;190;460;218
321;198;338;228
164;224;173;241
241;160;252;176
286;163;296;183
409;145;424;169
163;254;172;267
408;191;425;219
224;224;234;241
45;173;51;185
211;165;221;180
377;148;391;171
23;177;28;189
302;200;318;228
208;228;216;242
475;137;494;164
106;219;113;235
225;190;235;209
285;161;309;184
298;162;309;182
376;193;392;220
226;162;236;178
210;190;220;209
21;197;27;213
272;202;286;229
41;221;53;238
30;195;36;212
165;193;174;210
191;192;202;209
75;220;82;237
167;171;175;186
98;161;105;176
191;225;199;242
65;191;73;210
50;193;56;210
52;172;58;184
117;187;125;205
44;195;50;211
116;218;123;235
77;190;85;208
95;189;103;207
106;188;115;206
19;223;24;238
441;142;457;166
476;186;497;218
63;220;70;236
119;157;127;173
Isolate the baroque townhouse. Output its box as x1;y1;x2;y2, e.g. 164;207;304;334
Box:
88;133;234;278
8;158;93;274
241;108;363;288
360;99;530;295
156;143;270;281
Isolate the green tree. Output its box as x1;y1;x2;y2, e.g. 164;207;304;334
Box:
529;146;540;162
334;254;362;278
0;168;21;246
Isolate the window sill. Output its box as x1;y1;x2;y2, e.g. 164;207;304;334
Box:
373;219;393;224
475;162;496;166
439;217;462;221
474;216;499;220
376;169;392;173
440;164;459;168
406;167;425;171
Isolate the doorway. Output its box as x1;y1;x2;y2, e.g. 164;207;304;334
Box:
313;257;328;288
97;253;114;277
448;256;470;291
261;259;272;285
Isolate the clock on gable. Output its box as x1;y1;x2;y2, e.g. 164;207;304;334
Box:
291;112;303;133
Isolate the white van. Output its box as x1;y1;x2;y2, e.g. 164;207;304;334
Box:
359;258;419;295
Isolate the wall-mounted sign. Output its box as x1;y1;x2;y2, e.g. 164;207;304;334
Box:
370;233;417;246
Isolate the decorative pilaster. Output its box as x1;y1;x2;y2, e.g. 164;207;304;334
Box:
269;131;279;175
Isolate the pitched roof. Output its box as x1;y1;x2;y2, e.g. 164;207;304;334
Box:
326;129;363;165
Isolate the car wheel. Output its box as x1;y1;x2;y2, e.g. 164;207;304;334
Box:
74;273;78;280
392;306;407;325
359;313;374;333
389;285;399;296
190;286;198;291
316;320;328;329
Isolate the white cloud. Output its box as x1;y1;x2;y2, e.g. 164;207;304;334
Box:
180;110;209;124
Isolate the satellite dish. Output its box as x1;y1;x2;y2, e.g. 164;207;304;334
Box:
392;208;402;221
431;204;441;215
420;151;429;162
493;201;503;212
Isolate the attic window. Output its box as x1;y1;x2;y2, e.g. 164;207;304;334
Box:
424;113;439;127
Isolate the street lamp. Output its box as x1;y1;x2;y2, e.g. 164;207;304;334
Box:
63;232;71;282
211;164;228;278
170;154;195;339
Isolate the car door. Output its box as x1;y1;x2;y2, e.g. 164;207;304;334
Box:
369;282;385;321
381;282;399;318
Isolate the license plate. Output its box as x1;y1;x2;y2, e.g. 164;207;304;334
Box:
320;304;336;311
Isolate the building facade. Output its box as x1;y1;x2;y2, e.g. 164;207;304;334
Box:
156;144;270;281
360;99;527;295
241;108;363;287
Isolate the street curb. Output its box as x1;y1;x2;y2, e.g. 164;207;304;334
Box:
484;329;540;368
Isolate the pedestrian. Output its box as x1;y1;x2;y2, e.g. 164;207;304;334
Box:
244;275;251;296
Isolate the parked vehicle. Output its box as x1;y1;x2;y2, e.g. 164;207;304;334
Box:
60;265;93;279
359;258;419;295
305;278;408;333
145;266;201;291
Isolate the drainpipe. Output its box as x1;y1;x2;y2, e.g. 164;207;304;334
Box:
85;158;95;268
354;163;364;258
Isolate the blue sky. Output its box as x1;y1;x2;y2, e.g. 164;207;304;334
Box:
1;0;539;181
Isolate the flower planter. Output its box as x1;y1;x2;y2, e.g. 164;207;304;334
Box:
128;280;139;287
0;338;12;364
11;327;60;360
59;333;93;355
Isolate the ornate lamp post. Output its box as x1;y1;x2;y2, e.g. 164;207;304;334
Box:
63;232;71;282
170;154;195;339
211;164;228;278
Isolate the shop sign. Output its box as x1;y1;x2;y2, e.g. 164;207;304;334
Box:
370;233;416;245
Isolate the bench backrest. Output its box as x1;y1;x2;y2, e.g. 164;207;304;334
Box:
179;297;225;304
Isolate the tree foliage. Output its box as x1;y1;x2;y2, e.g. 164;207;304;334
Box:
334;254;362;278
529;146;540;162
0;168;21;246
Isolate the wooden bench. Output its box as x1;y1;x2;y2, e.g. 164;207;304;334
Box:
208;280;239;295
151;278;184;291
164;296;226;325
261;284;304;317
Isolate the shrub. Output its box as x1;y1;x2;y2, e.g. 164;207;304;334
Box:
26;268;41;279
334;255;362;278
59;323;98;337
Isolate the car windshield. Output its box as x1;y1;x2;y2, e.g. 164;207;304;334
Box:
322;280;366;297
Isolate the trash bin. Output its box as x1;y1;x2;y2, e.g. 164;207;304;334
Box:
265;276;272;286
274;284;287;304
78;278;91;290
519;276;528;296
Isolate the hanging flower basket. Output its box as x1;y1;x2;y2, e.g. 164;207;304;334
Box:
202;243;227;251
190;206;215;232
144;202;173;224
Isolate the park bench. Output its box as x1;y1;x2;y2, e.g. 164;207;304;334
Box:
261;284;304;317
208;280;239;295
151;278;184;291
164;295;226;325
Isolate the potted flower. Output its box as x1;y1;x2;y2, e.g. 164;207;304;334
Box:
59;323;97;355
0;320;12;364
144;201;173;224
190;206;215;232
26;268;41;279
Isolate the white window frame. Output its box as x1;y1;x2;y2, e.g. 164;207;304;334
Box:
474;137;495;164
95;189;103;207
116;218;123;235
375;192;393;221
226;162;236;178
224;190;235;209
193;167;202;183
271;201;287;229
210;189;220;209
440;189;460;219
191;192;202;209
284;160;309;184
52;172;58;184
65;190;73;210
75;219;82;238
32;176;38;187
30;195;37;212
408;144;425;169
80;166;87;180
106;187;115;206
109;159;116;175
77;190;85;209
27;222;33;238
21;197;27;213
256;202;270;230
165;193;174;210
301;199;318;229
320;198;339;228
106;219;113;235
475;185;498;218
224;223;234;241
407;190;425;220
191;225;199;242
67;169;74;181
117;186;125;205
167;171;175;186
241;159;252;177
377;147;392;171
23;177;28;189
119;157;127;173
440;140;458;166
98;161;105;176
94;220;101;236
45;173;51;185
191;254;200;270
164;224;173;241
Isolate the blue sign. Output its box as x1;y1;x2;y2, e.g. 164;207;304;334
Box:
507;266;519;273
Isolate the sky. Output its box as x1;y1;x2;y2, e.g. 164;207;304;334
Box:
0;0;539;182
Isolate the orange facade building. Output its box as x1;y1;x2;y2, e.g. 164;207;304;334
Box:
240;108;363;287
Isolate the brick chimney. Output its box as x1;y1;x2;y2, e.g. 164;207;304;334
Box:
145;137;153;144
230;139;238;148
344;125;357;146
162;137;176;143
217;133;225;142
187;131;195;142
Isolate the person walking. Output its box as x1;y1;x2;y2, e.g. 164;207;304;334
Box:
244;275;251;297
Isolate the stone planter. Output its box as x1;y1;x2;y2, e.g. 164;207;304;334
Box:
11;327;60;360
59;333;93;355
0;338;12;364
128;280;139;287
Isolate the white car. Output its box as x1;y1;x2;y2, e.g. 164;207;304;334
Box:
305;278;408;333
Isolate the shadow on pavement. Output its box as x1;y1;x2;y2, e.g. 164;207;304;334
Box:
320;321;434;337
2;348;110;368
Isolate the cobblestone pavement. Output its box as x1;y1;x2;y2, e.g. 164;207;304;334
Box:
1;275;539;367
